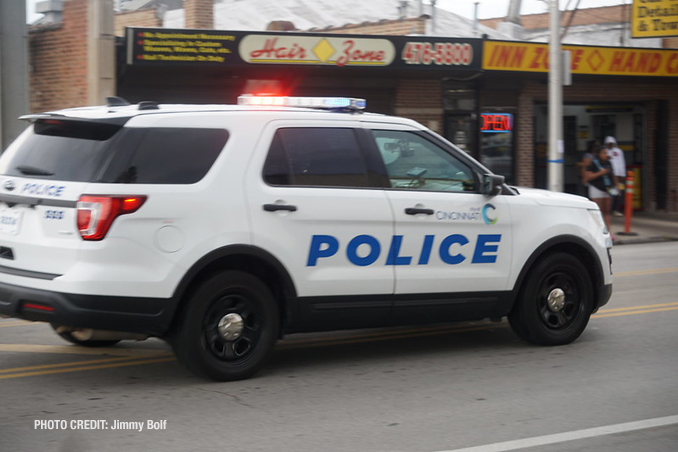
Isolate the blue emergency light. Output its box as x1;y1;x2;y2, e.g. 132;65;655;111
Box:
238;95;366;111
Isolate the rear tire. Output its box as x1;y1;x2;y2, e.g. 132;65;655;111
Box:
50;324;121;347
171;271;279;381
509;253;594;345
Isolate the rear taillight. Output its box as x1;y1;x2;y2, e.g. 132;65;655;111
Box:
76;195;147;241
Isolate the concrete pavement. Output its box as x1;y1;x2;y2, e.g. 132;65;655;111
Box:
611;211;678;245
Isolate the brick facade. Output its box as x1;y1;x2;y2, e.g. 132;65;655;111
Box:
480;5;678;50
26;2;678;211
481;5;632;31
515;82;536;188
663;38;678;49
29;0;89;113
510;78;678;210
319;16;439;133
184;0;213;30
394;79;443;134
317;16;428;36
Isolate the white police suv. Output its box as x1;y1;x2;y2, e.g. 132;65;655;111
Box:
0;96;612;381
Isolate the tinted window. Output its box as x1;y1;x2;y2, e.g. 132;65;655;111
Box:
0;120;122;182
371;130;477;192
100;128;228;184
0;122;228;184
263;128;370;188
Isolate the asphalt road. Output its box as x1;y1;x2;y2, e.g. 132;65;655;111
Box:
1;241;677;452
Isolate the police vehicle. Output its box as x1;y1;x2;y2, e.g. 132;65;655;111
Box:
0;96;612;381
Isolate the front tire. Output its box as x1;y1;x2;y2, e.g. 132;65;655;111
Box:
509;253;594;346
171;271;279;381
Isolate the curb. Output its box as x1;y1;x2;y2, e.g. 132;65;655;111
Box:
612;236;678;246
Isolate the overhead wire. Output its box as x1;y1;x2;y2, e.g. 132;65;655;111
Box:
560;0;584;41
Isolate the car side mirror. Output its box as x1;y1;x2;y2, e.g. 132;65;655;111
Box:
482;174;505;197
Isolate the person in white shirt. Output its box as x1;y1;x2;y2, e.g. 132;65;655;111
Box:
605;136;626;216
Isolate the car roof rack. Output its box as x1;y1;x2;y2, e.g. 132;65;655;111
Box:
106;96;131;107
138;101;159;110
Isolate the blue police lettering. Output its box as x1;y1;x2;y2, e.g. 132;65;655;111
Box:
21;183;65;197
307;235;339;266
439;234;468;264
347;235;381;266
418;235;435;265
386;235;411;266
473;234;501;263
307;234;501;266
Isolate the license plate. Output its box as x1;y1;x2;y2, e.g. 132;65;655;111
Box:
0;209;23;235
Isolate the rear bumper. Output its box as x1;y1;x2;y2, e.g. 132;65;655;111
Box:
0;281;176;336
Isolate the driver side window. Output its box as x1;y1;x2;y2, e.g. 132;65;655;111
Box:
371;130;476;192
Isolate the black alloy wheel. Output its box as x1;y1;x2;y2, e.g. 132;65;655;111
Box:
172;271;279;381
202;293;262;362
509;252;594;346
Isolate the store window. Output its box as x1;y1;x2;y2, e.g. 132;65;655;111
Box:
443;81;478;156
480;111;515;185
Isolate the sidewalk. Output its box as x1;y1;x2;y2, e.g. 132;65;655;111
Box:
611;211;678;245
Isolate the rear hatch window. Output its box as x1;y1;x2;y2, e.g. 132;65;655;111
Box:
0;119;228;184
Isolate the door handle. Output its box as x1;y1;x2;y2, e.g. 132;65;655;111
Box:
263;203;297;212
405;207;434;215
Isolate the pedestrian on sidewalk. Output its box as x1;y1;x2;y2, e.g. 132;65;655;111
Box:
578;139;599;198
605;136;626;216
585;143;617;236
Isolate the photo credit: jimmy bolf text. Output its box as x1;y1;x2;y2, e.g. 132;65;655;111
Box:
34;420;168;431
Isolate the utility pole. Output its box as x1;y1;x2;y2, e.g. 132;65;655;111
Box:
0;0;30;151
547;0;564;192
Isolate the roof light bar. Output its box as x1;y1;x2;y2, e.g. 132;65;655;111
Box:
238;95;366;111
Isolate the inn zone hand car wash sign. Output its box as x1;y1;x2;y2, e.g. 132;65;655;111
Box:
483;40;678;77
126;28;482;71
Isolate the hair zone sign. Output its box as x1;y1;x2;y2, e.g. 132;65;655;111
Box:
239;35;396;67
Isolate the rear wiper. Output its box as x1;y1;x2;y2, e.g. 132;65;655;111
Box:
15;165;54;176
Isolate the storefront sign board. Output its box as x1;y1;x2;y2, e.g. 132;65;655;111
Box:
483;41;678;77
126;28;482;71
631;0;678;38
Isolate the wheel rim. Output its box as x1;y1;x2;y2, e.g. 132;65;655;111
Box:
537;271;583;330
202;293;263;362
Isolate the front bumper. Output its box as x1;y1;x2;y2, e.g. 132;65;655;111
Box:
594;282;613;312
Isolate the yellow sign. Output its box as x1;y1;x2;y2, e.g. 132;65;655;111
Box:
483;41;678;76
632;0;678;38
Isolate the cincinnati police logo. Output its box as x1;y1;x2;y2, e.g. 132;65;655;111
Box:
482;203;497;225
3;180;16;192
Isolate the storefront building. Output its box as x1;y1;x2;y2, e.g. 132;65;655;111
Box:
118;26;486;165
481;41;678;211
26;0;678;212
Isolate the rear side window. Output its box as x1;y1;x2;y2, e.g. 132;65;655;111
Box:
0;120;228;184
99;128;228;184
263;128;370;188
0;120;122;182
